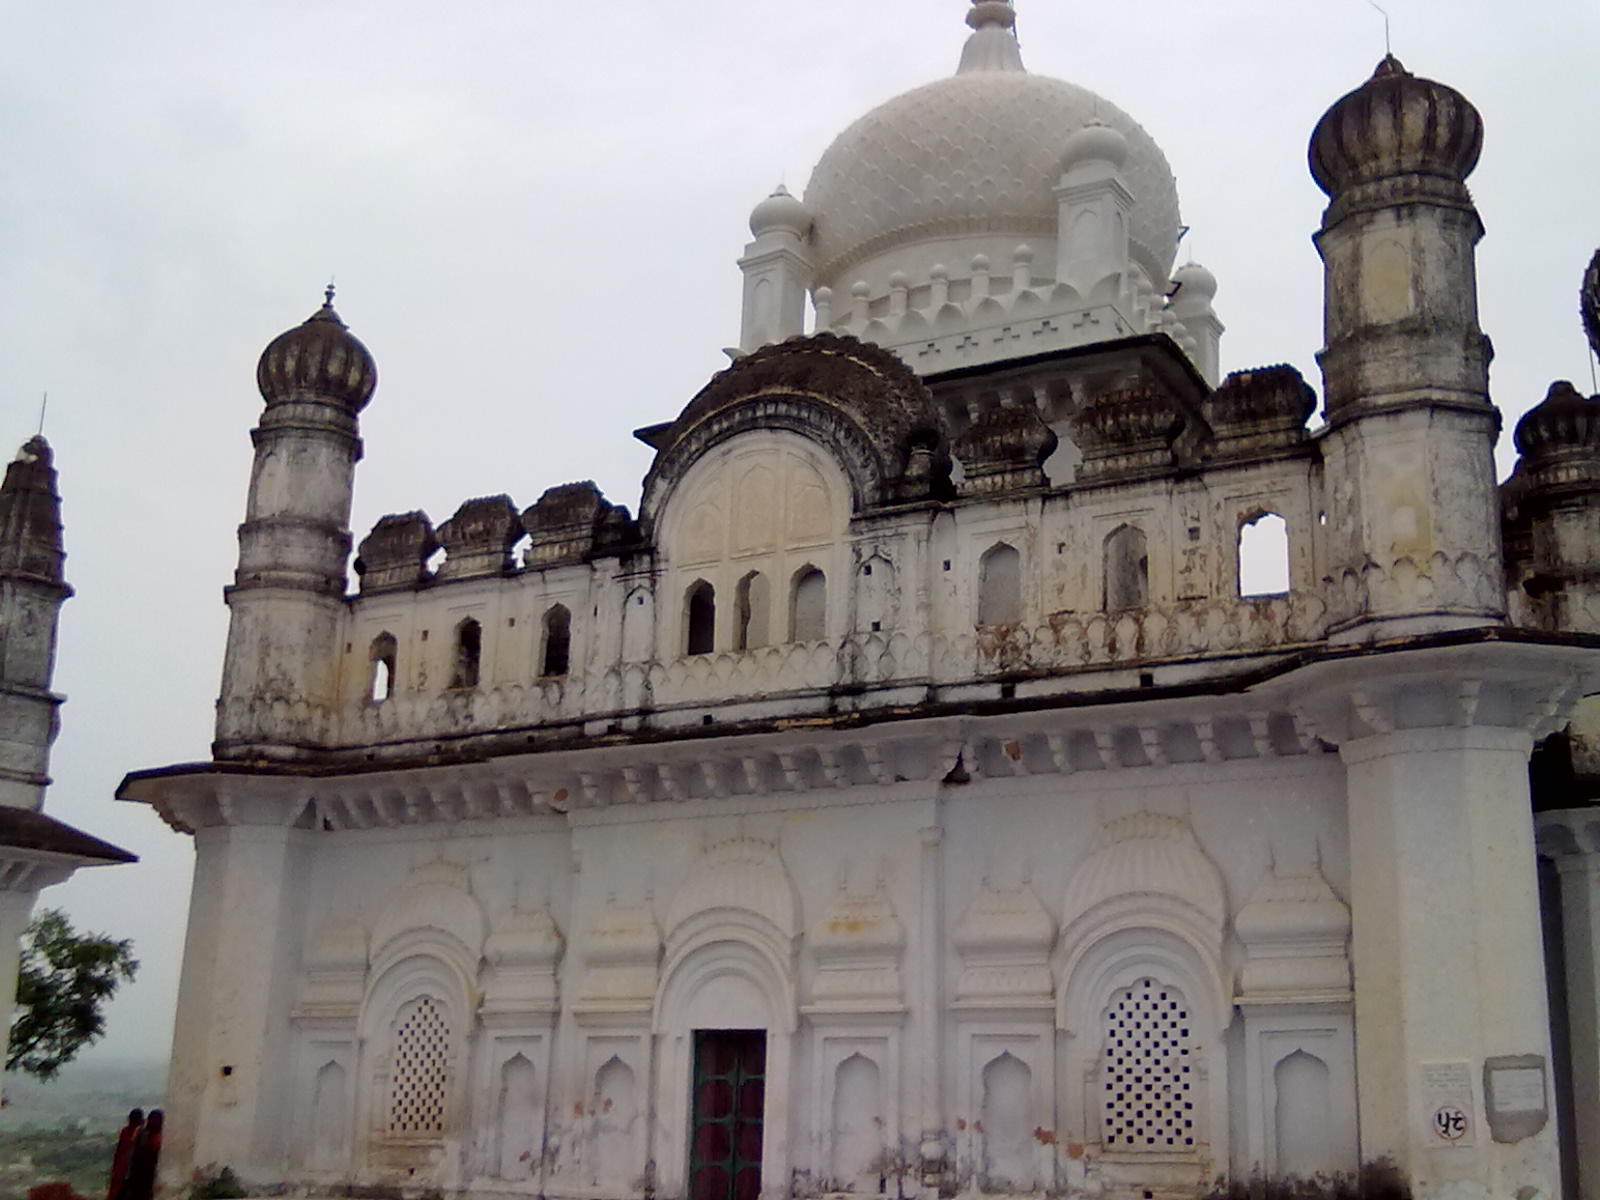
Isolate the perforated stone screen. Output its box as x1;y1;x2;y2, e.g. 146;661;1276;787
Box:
388;995;451;1135
1102;977;1196;1150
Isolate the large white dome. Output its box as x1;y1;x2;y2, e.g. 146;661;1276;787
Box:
802;23;1182;287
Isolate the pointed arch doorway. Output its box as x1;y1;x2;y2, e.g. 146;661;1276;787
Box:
689;1030;767;1200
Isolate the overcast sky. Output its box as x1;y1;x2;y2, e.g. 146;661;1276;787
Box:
1;0;1596;1073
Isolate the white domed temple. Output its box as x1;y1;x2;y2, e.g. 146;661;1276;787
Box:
121;6;1600;1199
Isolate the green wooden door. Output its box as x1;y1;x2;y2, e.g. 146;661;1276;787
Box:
689;1030;767;1200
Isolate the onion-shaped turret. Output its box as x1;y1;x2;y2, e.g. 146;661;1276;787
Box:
256;287;377;412
749;184;811;240
1061;120;1129;175
1309;55;1482;198
1514;381;1600;467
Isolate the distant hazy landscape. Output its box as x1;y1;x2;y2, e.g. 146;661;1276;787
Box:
0;1059;166;1196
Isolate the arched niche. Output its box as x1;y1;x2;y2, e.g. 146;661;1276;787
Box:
981;1052;1035;1192
1274;1049;1334;1178
594;1055;639;1187
790;565;828;642
495;1054;539;1181
311;1060;349;1170
977;542;1023;626
1104;523;1149;611
653;430;851;662
831;1053;883;1187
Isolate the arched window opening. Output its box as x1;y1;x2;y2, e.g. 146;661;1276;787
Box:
387;994;451;1137
540;604;571;677
1238;512;1290;597
736;571;771;651
685;581;716;656
790;566;827;642
450;618;481;689
1101;977;1195;1151
977;543;1023;626
369;633;397;703
1104;524;1149;612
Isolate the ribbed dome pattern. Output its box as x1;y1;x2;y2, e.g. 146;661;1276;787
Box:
1310;55;1482;198
256;289;377;412
665;837;799;938
1061;812;1225;930
804;72;1182;284
372;860;485;959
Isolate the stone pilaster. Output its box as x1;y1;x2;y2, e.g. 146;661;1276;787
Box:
1536;809;1600;1200
158;780;312;1188
1296;646;1589;1200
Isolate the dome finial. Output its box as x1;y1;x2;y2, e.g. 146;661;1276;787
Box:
323;281;336;309
959;0;1024;74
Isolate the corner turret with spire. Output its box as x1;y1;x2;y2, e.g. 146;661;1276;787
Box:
215;287;377;760
0;436;72;811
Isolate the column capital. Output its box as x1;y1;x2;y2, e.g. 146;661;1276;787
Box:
1288;639;1599;749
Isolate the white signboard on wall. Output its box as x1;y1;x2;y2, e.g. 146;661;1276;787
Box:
1421;1061;1476;1148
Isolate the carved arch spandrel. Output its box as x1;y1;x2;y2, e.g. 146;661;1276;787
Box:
639;333;949;523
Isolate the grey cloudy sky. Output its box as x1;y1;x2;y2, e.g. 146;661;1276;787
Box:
1;0;1595;1070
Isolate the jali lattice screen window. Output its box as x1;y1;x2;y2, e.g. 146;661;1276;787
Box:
388;995;451;1136
1102;977;1196;1150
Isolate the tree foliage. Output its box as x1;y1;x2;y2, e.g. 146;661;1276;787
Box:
7;908;137;1079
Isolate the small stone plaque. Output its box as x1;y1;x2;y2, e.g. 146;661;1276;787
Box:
1483;1055;1547;1144
1421;1061;1476;1148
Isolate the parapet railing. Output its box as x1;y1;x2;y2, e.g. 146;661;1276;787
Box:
218;592;1331;752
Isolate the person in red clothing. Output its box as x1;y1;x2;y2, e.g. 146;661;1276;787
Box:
107;1109;143;1200
121;1110;162;1200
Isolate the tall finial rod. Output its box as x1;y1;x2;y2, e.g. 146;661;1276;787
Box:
36;392;47;438
1365;0;1392;55
324;279;336;309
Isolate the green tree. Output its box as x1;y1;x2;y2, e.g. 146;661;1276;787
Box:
7;908;137;1079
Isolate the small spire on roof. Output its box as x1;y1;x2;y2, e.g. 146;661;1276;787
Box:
308;281;347;328
1372;53;1408;79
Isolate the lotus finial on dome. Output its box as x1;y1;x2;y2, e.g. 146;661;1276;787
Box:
966;0;1016;31
959;0;1023;74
